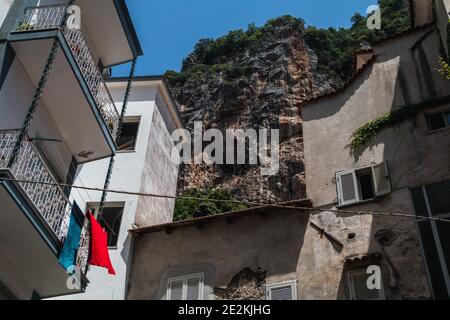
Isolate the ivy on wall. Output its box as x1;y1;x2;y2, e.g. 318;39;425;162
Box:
350;95;450;151
438;56;450;80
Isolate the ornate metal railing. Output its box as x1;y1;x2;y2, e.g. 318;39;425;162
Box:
16;5;66;31
14;5;119;139
0;130;88;272
76;218;90;275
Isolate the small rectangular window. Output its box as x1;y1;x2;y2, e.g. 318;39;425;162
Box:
426;112;448;131
347;269;385;300
88;203;124;247
266;281;297;300
336;161;391;207
117;118;140;151
167;274;204;300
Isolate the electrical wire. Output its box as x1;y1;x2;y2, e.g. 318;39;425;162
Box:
34;137;116;235
1;176;449;224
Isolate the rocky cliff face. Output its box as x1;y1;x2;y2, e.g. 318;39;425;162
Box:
167;17;342;203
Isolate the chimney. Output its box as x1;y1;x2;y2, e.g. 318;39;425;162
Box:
355;43;374;72
436;0;450;57
410;0;433;28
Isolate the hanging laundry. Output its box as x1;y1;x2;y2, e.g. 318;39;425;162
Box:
59;203;84;271
87;211;116;275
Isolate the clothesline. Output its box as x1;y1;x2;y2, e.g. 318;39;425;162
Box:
1;176;449;224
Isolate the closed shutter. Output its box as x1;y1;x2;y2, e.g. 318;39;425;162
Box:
186;277;201;300
372;161;391;197
336;170;357;206
169;280;183;300
270;286;293;300
266;281;297;300
348;270;384;300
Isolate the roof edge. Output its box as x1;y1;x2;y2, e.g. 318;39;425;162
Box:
107;75;183;128
113;0;143;57
302;23;434;108
129;199;312;235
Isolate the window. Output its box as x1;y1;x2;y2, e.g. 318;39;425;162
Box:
166;274;204;300
426;111;450;131
87;203;124;248
347;269;385;300
411;181;450;299
266;281;297;300
336;161;391;207
117;117;140;151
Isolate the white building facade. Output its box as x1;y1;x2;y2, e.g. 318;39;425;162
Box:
0;0;185;300
57;77;182;300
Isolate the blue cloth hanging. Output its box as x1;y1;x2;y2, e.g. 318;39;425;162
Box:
58;203;84;271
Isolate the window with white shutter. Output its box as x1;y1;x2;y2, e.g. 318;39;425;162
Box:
167;274;204;300
372;162;391;197
336;170;358;206
336;161;391;207
347;269;385;300
266;281;297;300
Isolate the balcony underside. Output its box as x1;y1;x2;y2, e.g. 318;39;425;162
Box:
77;0;141;66
9;31;116;163
0;175;84;299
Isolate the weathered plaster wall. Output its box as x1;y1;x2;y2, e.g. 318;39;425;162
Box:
299;27;450;300
302;28;450;207
301;190;431;300
135;102;179;227
127;207;430;300
127;211;309;300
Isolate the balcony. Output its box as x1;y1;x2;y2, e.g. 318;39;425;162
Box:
0;130;88;298
7;4;121;162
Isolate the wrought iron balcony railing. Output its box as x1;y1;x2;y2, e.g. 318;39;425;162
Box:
0;130;89;274
14;5;119;139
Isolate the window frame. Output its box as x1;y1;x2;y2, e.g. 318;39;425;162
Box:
425;110;450;132
116;116;141;153
336;161;391;207
347;268;385;300
411;184;450;299
166;273;204;301
265;280;297;300
86;202;125;249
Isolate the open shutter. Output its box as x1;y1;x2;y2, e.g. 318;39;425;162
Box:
348;270;384;300
336;170;358;206
372;161;391;197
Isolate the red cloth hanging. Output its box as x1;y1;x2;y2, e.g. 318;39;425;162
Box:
87;211;116;275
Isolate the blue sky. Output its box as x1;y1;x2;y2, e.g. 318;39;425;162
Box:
113;0;375;76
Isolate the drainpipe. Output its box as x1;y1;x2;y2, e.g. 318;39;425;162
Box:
97;57;137;218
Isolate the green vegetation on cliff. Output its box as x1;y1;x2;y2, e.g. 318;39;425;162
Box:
165;0;410;87
174;188;248;221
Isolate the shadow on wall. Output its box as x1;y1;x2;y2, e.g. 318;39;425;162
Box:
127;211;310;300
343;29;448;300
